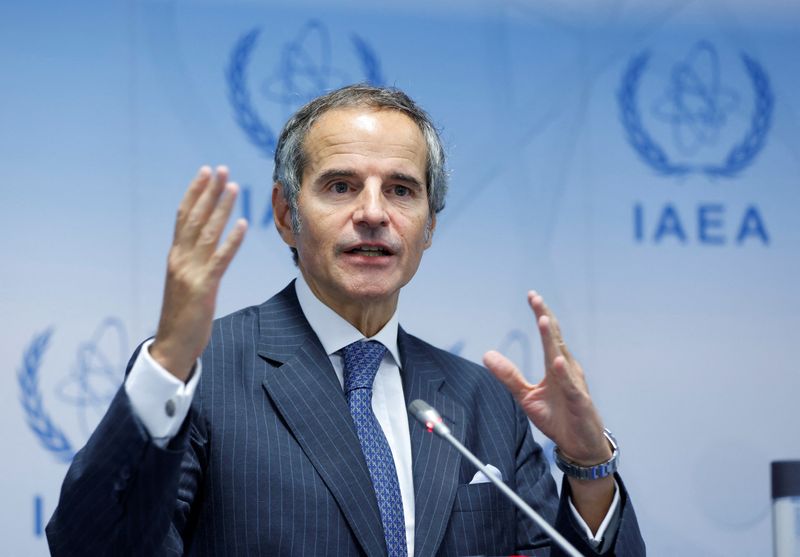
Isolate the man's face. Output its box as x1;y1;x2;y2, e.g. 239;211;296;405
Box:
274;107;434;319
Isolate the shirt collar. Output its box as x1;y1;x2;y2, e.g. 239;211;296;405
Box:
294;274;401;368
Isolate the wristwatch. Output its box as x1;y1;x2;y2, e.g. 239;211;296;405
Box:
554;428;619;480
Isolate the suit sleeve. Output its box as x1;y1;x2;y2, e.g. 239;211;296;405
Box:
45;344;208;556
125;338;201;443
555;474;646;556
513;406;646;556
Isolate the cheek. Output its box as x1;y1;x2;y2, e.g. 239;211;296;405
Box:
296;220;338;264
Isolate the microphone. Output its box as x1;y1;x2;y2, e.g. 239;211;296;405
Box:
407;399;584;557
408;399;451;436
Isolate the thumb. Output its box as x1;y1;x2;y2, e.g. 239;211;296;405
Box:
483;350;532;400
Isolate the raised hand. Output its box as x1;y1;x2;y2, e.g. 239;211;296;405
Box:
150;166;248;381
483;291;615;528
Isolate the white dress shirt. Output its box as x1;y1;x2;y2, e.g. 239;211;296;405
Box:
125;274;618;553
293;275;416;555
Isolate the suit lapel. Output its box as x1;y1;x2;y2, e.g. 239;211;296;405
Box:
399;328;466;557
257;283;386;557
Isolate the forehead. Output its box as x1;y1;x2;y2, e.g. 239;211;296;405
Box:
302;107;427;181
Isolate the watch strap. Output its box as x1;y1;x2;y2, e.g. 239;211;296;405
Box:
554;428;619;480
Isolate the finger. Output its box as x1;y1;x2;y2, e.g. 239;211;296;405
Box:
546;311;575;362
209;218;248;279
537;314;563;371
527;291;563;374
552;354;568;374
197;182;240;252
527;290;546;322
483;350;533;401
544;307;574;361
175;166;212;241
181;166;229;247
539;313;587;397
530;292;574;362
551;354;584;398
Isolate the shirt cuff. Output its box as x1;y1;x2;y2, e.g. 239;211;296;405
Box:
124;339;201;446
567;478;621;549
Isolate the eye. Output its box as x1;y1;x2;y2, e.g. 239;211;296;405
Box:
393;185;410;197
331;182;349;194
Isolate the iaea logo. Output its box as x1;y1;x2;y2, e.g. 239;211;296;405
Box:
618;41;773;178
226;19;384;159
18;318;126;462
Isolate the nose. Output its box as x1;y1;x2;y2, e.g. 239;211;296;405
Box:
353;182;388;228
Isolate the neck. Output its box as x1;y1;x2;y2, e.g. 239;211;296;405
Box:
340;301;396;338
302;278;398;338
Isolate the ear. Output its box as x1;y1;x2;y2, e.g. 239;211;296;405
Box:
423;212;437;248
272;183;296;248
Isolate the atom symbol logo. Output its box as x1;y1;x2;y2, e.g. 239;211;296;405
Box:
618;40;773;178
53;318;126;438
261;21;353;116
651;41;740;155
226;19;384;158
18;318;127;463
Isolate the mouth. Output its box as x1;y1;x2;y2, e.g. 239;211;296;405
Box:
343;244;395;257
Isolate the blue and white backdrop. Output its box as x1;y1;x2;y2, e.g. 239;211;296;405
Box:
2;1;798;554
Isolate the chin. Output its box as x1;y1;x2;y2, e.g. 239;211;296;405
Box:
341;277;403;303
344;284;396;301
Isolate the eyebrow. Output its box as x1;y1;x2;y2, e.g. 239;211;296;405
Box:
315;169;425;189
388;172;424;189
314;169;357;184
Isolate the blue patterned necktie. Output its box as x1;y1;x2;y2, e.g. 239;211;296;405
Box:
341;340;408;557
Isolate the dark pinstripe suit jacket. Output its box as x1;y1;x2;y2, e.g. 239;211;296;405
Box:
47;282;644;556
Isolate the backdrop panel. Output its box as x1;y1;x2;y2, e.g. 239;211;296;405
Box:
2;1;798;554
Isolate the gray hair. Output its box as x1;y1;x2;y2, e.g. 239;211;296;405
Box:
273;84;448;261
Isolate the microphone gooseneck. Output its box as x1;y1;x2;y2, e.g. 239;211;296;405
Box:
407;399;584;557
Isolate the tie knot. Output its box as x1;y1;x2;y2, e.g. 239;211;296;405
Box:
341;340;386;393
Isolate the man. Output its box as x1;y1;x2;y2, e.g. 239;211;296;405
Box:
47;85;644;555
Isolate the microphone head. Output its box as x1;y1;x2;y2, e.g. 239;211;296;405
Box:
408;399;450;436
